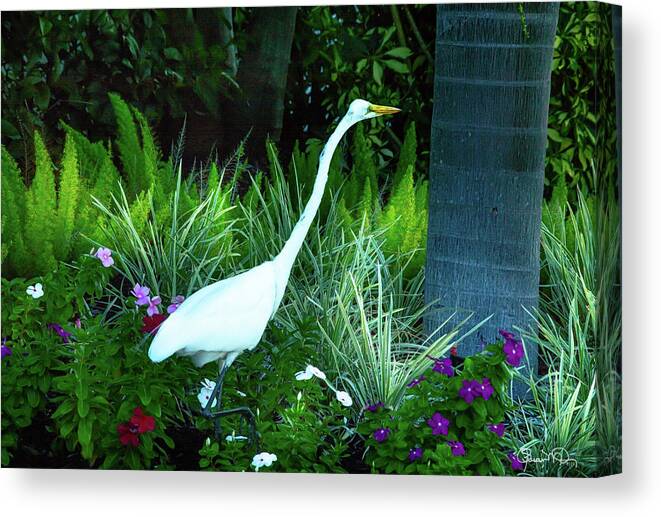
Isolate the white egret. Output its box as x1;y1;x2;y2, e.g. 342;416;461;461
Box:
147;99;400;439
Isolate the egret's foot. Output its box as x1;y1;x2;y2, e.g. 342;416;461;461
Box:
203;406;260;449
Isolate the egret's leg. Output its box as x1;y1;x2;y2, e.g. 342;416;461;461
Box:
201;362;229;437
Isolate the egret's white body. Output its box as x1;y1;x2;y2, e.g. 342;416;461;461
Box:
148;99;400;374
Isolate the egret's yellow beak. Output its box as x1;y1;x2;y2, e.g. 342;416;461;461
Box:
369;104;401;116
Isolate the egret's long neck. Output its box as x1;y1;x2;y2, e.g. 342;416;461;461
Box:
272;116;353;306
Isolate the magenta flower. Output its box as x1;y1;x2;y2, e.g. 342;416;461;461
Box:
427;412;450;436
500;329;525;366
408;447;423;462
48;323;72;343
432;357;454;376
94;247;114;267
131;284;151;306
477;377;494;400
407;375;426;388
508;451;525;471
373;428;391;443
365;402;384;412
488;422;506;438
459;379;480;403
1;338;11;360
167;295;185;314
447;440;465;456
146;296;161;317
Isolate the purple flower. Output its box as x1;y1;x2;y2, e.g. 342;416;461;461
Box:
501;329;525;367
146;296;162;317
447;440;465;456
373;428;391;443
407;375;426;388
48;323;72;343
427;412;450;436
94;247;114;267
459;380;480;404
365;402;384;412
131;284;151;306
1;338;11;360
508;451;525;471
488;422;506;438
167;295;185;314
477;377;494;400
499;329;516;341
408;447;423;462
432;357;454;376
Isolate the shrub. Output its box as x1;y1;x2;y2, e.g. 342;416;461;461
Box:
359;342;519;475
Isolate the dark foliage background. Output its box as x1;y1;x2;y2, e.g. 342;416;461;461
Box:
2;3;617;197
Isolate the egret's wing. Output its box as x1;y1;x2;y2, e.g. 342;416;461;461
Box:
148;261;276;363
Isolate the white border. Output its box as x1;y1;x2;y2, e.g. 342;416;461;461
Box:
2;1;660;515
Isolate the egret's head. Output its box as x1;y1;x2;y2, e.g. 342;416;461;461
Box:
345;99;401;124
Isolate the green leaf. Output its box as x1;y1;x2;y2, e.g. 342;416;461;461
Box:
78;418;93;447
372;61;383;85
77;397;90;418
385;47;413;59
473;398;487;418
52;400;74;419
164;47;182;61
137;385;151;406
383;60;408;74
33;83;51;111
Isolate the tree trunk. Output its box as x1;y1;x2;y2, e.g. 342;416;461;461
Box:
424;3;559;387
225;7;298;164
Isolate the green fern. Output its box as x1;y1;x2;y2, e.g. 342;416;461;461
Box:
109;93;145;198
393;122;417;189
243;171;263;213
25;132;58;274
207;162;220;196
54;133;81;260
349;124;379;209
1;146;29;275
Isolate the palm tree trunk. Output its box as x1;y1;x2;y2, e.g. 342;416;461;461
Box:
424;3;559;385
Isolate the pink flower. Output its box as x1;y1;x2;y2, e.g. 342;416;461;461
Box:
147;296;161;316
131;284;151;306
94;247;114;267
167;295;185;314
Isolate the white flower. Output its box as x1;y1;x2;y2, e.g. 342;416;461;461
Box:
335;390;353;407
197;378;217;409
26;283;44;299
295;364;326;381
225;434;248;442
236;390;247;398
252;452;277;472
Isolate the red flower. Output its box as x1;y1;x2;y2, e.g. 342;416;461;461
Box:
117;422;140;447
117;407;155;447
141;313;167;334
130;407;155;433
450;346;458;357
